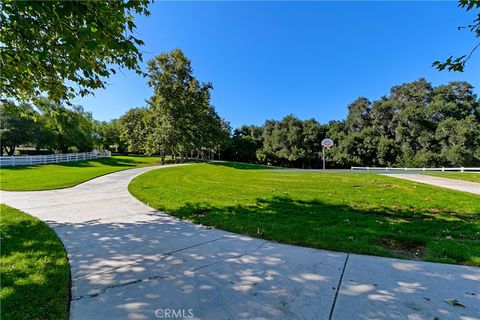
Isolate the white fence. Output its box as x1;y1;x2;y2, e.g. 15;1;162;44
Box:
351;166;480;172
0;151;111;167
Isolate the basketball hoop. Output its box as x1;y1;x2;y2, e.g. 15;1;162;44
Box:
321;138;334;149
320;138;334;170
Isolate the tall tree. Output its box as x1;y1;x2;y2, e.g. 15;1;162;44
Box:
119;107;149;153
145;49;224;163
345;98;371;132
0;101;37;155
95;119;127;153
228;79;480;168
37;100;96;153
227;125;264;163
1;0;151;103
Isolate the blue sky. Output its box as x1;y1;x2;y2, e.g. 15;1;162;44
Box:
73;1;480;129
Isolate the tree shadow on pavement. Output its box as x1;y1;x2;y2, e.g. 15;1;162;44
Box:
47;204;480;320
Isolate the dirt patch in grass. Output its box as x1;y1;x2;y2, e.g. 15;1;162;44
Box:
378;238;426;260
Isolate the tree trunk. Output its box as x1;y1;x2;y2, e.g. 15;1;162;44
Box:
160;150;165;165
7;146;15;156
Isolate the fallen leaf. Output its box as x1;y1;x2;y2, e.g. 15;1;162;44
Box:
444;299;465;307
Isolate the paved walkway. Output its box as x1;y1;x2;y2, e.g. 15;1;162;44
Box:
1;166;479;320
384;174;480;195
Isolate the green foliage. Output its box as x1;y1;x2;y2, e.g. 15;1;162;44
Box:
0;102;37;155
119;107;150;153
95;119;127;153
256;116;329;167
129;163;480;266
120;49;230;163
433;0;480;72
0;99;110;155
226;79;480;168
1;0;151;103
0;204;70;320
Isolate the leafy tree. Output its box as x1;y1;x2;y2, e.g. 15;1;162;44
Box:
226;125;264;163
433;0;480;72
145;49;225;163
32;116;57;153
37;101;96;153
257;115;326;168
370;98;396;138
228;79;480;168
95;120;127;153
0;102;37;155
1;0;151;103
258;116;306;166
345;98;371;132
119;107;149;153
376;137;400;166
436;115;480;166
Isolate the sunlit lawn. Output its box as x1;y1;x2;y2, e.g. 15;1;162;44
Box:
129;162;480;266
427;172;480;183
0;204;69;320
0;155;160;191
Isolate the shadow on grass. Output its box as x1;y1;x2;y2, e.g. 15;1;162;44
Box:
210;161;280;170
57;157;148;168
1;156;157;171
33;198;480;319
1;209;69;320
167;196;480;265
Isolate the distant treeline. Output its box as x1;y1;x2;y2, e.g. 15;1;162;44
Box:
2;77;479;168
223;79;480;168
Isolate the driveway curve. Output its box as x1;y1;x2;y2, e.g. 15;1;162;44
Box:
383;174;480;195
1;165;479;320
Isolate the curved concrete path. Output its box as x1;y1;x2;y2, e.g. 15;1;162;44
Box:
1;165;479;320
383;174;480;195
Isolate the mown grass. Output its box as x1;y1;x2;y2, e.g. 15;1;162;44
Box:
427;172;480;183
0;204;70;320
129;162;480;266
0;155;160;191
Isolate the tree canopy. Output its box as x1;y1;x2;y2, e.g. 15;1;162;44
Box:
1;0;150;103
224;79;480;168
120;49;230;164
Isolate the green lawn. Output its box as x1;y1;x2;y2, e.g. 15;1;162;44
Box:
427;172;480;183
0;205;70;320
129;163;480;266
0;155;160;191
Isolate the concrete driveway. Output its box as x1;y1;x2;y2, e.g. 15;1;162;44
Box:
383;174;480;195
1;165;479;320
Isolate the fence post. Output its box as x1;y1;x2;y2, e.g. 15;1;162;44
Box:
461;167;464;172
